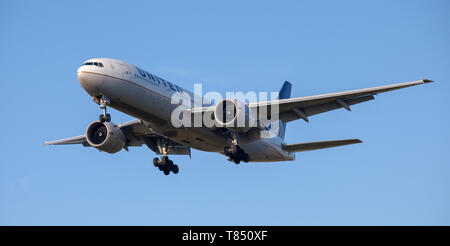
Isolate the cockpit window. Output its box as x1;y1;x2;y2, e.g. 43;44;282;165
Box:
82;62;104;67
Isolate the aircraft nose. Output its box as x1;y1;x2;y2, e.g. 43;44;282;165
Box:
77;65;104;97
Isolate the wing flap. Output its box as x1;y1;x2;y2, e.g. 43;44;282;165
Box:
283;139;362;152
280;95;375;122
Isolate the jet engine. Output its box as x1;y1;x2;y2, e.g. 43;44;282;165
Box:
85;121;126;153
214;99;257;132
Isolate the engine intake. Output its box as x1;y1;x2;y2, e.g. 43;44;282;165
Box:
85;121;126;153
214;99;256;132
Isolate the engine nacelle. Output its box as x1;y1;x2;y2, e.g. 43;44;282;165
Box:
85;121;126;154
214;99;257;132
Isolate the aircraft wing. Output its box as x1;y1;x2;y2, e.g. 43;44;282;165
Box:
188;79;433;125
249;79;433;123
45;119;190;155
44;119;148;146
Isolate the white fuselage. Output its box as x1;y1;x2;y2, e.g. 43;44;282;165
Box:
77;58;294;162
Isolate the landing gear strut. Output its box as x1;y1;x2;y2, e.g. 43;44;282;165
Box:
152;138;179;175
224;132;249;164
97;95;111;122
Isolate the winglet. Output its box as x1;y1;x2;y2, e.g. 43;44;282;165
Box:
422;78;434;83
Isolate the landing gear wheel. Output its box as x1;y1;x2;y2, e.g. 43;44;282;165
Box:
155;155;179;175
234;158;241;164
243;154;250;163
172;165;179;174
163;167;170;175
99;113;111;122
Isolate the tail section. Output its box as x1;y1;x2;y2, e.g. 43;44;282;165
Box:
277;81;292;139
278;81;292;100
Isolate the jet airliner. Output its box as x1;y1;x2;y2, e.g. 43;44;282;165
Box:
45;58;433;175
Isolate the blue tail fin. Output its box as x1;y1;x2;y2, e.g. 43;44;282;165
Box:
277;81;292;139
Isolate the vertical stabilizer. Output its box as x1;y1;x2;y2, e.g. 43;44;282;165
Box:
277;81;292;139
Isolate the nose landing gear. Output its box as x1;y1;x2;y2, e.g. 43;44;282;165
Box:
96;95;111;122
99;113;111;123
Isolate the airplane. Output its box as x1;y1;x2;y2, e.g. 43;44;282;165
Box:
45;58;433;175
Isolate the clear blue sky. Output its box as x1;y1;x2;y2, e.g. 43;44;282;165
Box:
1;0;449;225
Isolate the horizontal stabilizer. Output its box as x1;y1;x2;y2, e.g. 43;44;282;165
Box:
283;139;362;152
44;135;87;145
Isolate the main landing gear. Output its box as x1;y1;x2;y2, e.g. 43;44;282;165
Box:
225;145;249;164
224;132;249;164
97;95;111;122
153;138;179;175
153;156;179;175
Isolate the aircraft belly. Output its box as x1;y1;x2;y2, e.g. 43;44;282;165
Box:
93;76;293;159
167;128;226;152
99;77;174;120
241;139;294;162
98;76;227;152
